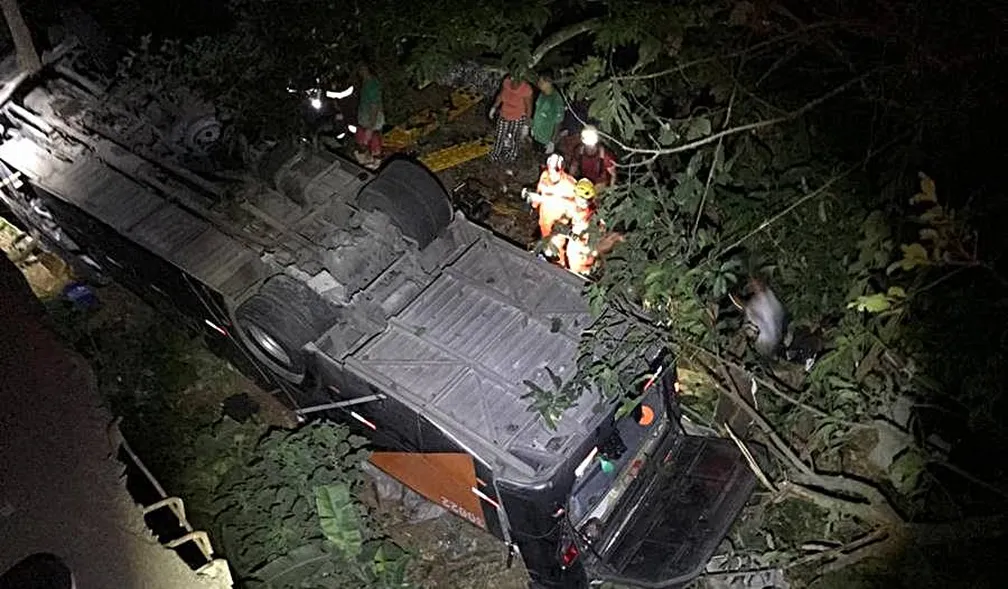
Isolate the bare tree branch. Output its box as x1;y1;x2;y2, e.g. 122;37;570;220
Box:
606;70;879;156
816;529;896;575
713;128;908;259
704;345;872;430
613;21;848;82
726;422;779;493
528;19;601;69
785;472;903;524
785;528;892;572
696;359;816;476
688;85;736;256
930;460;1008;502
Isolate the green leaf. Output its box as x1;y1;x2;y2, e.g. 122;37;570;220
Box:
886;243;930;274
889;448;927;494
686;152;705;178
614;396;642;421
644;268;667;286
685;116;712;141
521;380;546;397
247;542;335;588
587;284;607;317
847;293;891;313
545;366;563;389
658;124;680;145
910;172;938;204
315;484;363;559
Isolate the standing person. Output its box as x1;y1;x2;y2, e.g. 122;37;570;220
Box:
488;73;533;166
570;125;617;190
530;76;566;154
566;179;598;275
529;153;576;264
565;178;625;275
355;63;384;165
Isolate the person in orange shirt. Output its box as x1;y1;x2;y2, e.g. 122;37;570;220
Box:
530;154;576;265
488;74;533;165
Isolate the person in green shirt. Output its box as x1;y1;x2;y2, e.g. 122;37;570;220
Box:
531;76;566;154
355;63;385;163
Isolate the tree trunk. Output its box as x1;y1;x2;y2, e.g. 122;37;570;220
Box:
1;0;41;74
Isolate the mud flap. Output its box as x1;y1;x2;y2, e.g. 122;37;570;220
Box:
369;451;487;529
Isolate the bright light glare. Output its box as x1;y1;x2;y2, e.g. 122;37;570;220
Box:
204;318;228;336
346;124;358;133
574;446;599;478
336;132;347;139
581;125;599;147
310;97;323;110
350;411;377;430
326;85;354;99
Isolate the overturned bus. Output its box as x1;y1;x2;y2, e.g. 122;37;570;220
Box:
0;43;757;588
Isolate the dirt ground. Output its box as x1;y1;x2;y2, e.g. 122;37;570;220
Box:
358;481;531;589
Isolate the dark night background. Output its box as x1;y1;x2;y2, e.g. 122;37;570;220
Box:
3;0;1008;587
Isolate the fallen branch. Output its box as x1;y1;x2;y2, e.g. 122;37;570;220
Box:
711;350;871;429
695;357;815;476
726;422;779;493
785;528;891;571
820;530;894;576
783;473;903;525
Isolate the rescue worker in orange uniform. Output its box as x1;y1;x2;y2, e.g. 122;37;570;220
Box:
530;153;576;264
566;179;599;275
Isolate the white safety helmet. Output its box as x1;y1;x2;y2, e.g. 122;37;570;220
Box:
580;125;599;147
546;153;564;171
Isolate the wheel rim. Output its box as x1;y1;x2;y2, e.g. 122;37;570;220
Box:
182;115;222;155
243;322;292;369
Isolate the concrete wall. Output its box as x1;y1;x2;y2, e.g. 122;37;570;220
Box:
0;253;226;589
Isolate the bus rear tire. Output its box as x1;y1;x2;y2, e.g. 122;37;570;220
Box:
357;158;453;249
234;274;339;383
